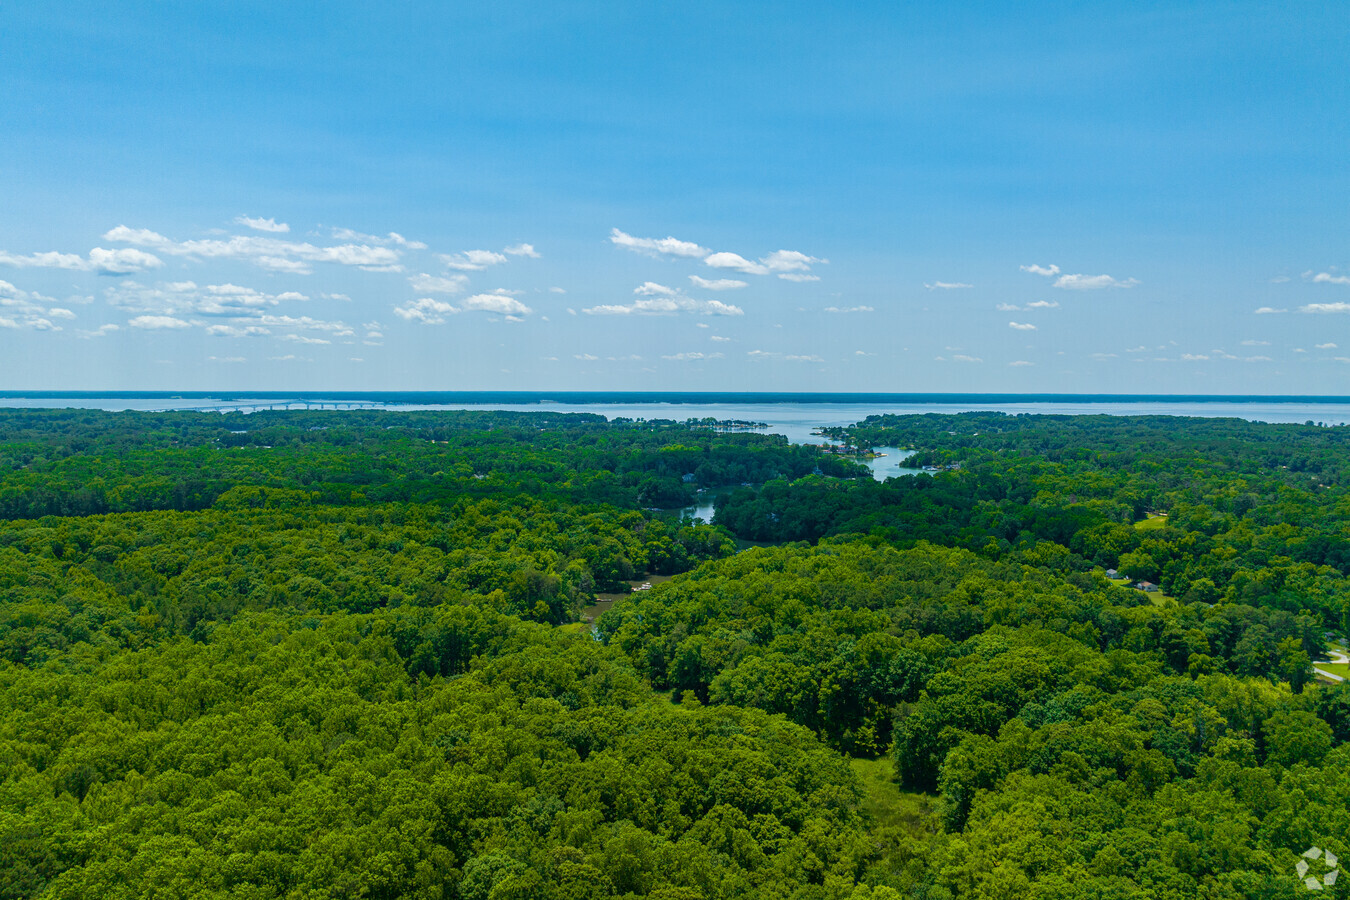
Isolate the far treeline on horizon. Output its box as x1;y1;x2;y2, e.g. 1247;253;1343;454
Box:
6;390;1350;404
3;405;1350;898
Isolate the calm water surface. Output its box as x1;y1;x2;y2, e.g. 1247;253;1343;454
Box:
7;397;1350;436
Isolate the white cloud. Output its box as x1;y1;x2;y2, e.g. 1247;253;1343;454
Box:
1240;339;1270;346
710;335;731;342
1021;262;1137;290
129;315;192;330
1025;300;1059;309
583;282;743;317
575;353;599;361
106;280;311;318
254;315;351;335
611;230;825;280
461;290;532;315
1312;272;1350;285
924;282;972;290
409;273;469;294
1020;264;1060;277
89;248;166;274
254;256;312;274
395;290;531;322
823;305;873;313
0;279;72;330
761;250;823;274
504;243;540;258
0;250;89;270
394;298;459;324
704;252;769;275
1125;345;1148;353
103;226;170;245
1301;302;1350;314
746;350;825;362
330;227;427;249
1009;321;1036;331
583;301;673;316
1054;273;1139;290
662;351;724;361
1009;360;1034;367
280;334;331;345
689;275;748;290
996;303;1020;311
1317;342;1339;349
1254;306;1287;314
951;354;983;363
609;228;708;258
104;225;403;272
77;324;120;338
235;215;289;233
208;356;248;362
0;247;163;274
1181;353;1210;361
549;286;566;294
206;324;271;337
704;248;826;281
440;249;509;271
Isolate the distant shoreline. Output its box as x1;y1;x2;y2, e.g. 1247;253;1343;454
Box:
2;391;1350;405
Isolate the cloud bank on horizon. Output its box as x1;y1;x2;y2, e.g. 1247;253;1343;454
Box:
1;213;1347;388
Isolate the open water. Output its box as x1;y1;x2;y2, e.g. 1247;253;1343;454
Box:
5;393;1350;438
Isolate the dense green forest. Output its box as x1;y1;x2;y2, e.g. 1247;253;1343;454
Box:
3;408;1349;898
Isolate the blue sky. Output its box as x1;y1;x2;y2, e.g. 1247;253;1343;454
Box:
2;1;1347;393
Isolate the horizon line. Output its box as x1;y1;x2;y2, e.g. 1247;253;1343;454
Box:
4;390;1350;405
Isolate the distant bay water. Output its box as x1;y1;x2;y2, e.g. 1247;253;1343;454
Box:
3;392;1350;446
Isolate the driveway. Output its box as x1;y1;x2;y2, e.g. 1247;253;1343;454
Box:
1314;648;1349;683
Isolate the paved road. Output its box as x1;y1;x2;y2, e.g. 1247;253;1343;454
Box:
1314;648;1349;683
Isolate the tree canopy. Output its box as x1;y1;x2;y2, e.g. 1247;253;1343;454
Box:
3;408;1348;898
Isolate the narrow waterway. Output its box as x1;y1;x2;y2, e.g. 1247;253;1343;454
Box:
580;574;678;623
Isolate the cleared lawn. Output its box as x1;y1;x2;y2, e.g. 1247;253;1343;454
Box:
1135;513;1169;531
1107;574;1176;606
1315;661;1350;678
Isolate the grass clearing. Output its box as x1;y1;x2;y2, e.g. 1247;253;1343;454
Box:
1135;513;1169;531
851;758;924;831
1315;661;1350;678
849;756;937;881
